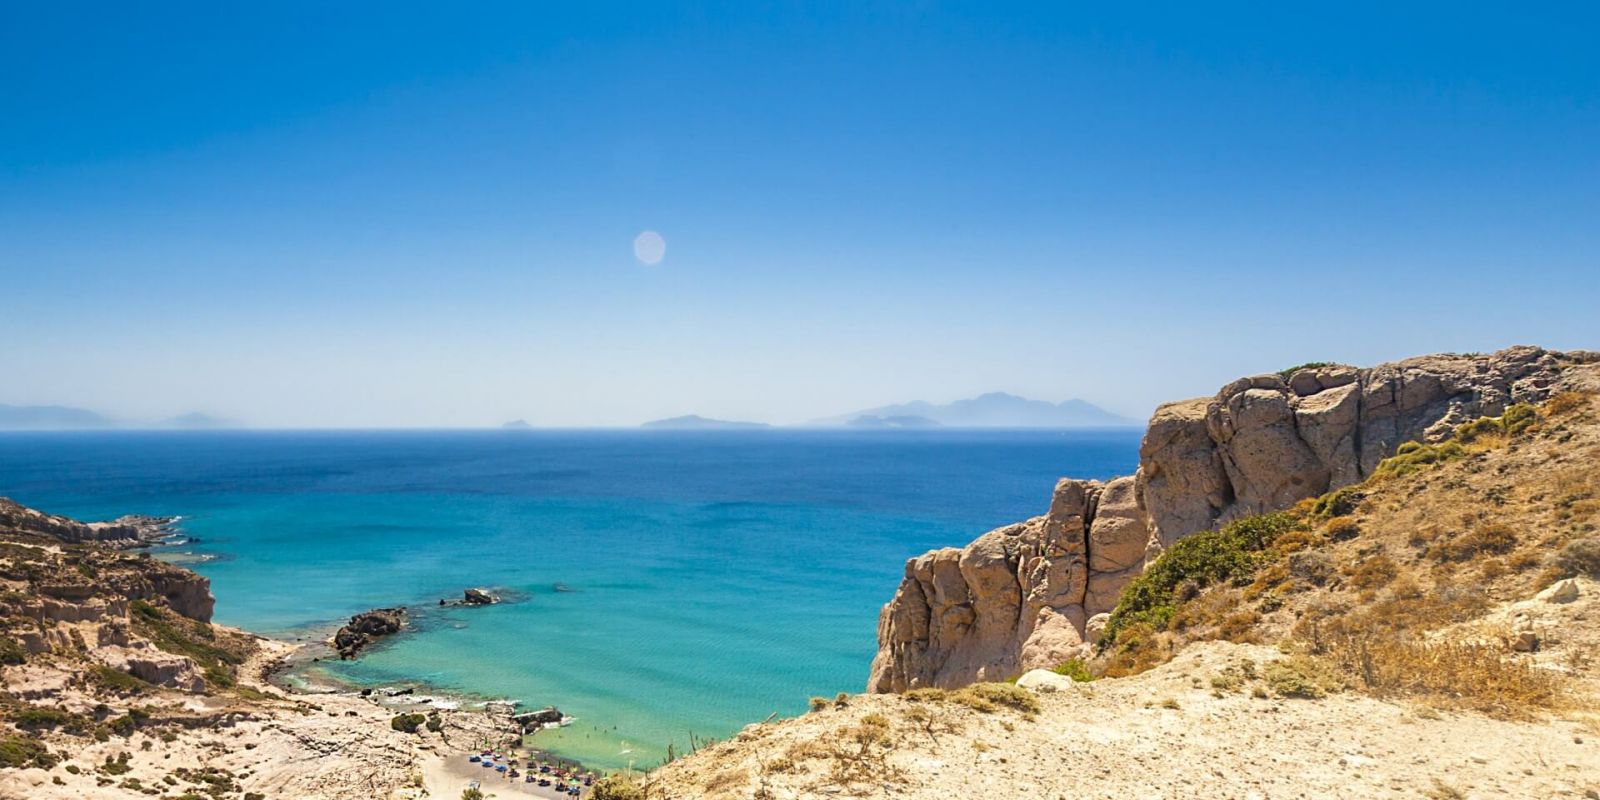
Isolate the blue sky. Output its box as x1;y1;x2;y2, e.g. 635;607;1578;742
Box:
2;3;1596;427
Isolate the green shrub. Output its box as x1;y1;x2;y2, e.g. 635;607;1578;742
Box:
462;788;486;800
0;735;56;769
592;775;644;800
1277;362;1337;379
1264;657;1344;699
1310;486;1364;518
425;711;443;732
1373;441;1466;479
1050;658;1094;682
88;665;152;694
0;636;25;665
12;707;87;732
1100;512;1302;648
128;601;249;689
389;713;426;733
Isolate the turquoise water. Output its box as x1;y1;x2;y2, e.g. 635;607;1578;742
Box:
0;429;1138;768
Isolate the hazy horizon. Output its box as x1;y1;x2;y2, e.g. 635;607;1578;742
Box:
4;4;1596;427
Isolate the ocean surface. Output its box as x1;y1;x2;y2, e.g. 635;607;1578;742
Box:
0;429;1140;769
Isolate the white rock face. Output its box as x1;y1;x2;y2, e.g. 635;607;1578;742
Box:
869;346;1587;692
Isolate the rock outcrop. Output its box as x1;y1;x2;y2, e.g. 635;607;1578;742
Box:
462;588;498;605
333;608;407;659
869;346;1592;691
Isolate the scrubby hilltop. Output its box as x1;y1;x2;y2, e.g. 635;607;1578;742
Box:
870;346;1597;691
640;348;1600;799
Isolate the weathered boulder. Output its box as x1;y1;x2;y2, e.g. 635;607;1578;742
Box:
462;588;498;606
870;347;1586;692
333;608;406;659
1015;669;1080;693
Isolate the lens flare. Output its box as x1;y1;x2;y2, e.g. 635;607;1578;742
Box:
633;231;666;265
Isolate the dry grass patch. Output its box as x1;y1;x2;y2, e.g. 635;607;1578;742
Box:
1321;634;1564;718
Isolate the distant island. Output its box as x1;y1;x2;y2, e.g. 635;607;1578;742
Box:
641;415;771;430
846;414;940;428
810;392;1135;428
501;419;533;430
0;404;241;430
0;403;111;430
163;412;239;429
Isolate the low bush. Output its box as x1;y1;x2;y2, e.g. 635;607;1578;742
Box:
0;636;25;665
389;713;426;733
1277;362;1337;379
0;735;56;769
949;682;1040;714
1310;486;1364;518
1264;656;1345;699
591;774;644;800
1050;658;1094;682
1544;391;1593;416
1373;441;1467;480
1101;512;1301;647
1428;523;1517;562
1552;537;1600;578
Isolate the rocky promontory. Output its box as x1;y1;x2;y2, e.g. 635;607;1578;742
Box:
869;346;1600;691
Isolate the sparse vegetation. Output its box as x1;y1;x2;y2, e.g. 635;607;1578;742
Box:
1263;656;1345;699
1277;362;1337;379
1050;658;1094;682
0;734;57;769
591;774;644;800
1101;512;1302;649
949;682;1040;715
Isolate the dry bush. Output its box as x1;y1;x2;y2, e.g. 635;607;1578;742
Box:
1544;390;1594;417
1323;634;1564;717
1263;656;1345;699
1323;516;1360;541
1426;522;1517;562
1347;554;1398;591
950;683;1040;715
1552;537;1600;578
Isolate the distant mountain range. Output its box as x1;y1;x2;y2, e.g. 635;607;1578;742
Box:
641;415;771;430
810;393;1135;428
0;404;112;430
0;404;241;430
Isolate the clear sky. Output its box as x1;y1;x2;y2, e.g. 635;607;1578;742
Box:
2;3;1596;427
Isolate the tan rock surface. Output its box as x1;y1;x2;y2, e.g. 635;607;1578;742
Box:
871;346;1594;691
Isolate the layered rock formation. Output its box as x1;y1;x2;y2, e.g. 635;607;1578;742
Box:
869;346;1594;691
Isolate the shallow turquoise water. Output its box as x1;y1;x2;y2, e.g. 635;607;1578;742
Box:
0;429;1138;768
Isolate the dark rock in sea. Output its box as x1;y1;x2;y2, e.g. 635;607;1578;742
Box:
462;588;499;606
513;706;564;733
333;608;406;659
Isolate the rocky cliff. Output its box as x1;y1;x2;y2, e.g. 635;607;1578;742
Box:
869;345;1597;691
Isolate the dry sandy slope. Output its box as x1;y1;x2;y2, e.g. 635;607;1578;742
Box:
646;640;1598;800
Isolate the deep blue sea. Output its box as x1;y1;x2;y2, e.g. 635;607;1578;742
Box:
0;429;1139;768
